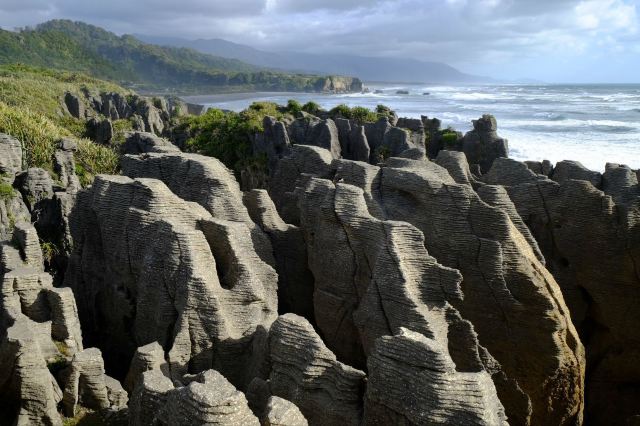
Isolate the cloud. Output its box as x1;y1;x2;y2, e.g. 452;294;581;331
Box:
0;0;638;82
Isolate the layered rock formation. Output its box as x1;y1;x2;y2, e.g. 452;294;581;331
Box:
270;147;585;425
64;174;277;385
2;107;638;425
0;221;121;425
481;157;640;425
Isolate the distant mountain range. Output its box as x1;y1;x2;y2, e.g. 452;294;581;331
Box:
0;20;362;94
136;35;490;84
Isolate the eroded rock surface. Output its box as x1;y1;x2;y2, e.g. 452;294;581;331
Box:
64;175;277;386
270;148;585;425
486;157;640;425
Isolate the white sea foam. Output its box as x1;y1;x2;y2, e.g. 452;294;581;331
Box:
192;82;640;171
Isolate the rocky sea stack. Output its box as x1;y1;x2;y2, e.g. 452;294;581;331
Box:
0;91;638;426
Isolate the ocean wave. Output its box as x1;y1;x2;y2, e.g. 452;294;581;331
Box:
449;92;507;101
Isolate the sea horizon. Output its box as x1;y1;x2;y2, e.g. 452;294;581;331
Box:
185;82;640;171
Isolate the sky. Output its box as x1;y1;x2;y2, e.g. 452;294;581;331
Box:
0;0;639;83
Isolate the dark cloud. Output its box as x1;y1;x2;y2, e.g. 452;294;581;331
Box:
0;0;637;82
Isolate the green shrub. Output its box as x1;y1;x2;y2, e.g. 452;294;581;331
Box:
40;241;60;264
329;104;378;124
441;131;459;148
329;103;351;118
286;99;302;114
0;182;14;199
183;108;254;173
302;101;321;115
350;106;378;124
0;101;119;185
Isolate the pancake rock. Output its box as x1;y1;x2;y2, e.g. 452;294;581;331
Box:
485;157;640;425
462;114;508;173
120;151;274;267
244;189;315;320
129;369;260;425
0;223;121;425
64;175;277;386
270;148;585;425
365;329;506;425
296;177;508;423
267;314;366;426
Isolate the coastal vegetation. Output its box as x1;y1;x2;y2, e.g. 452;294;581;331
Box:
0;20;362;94
0;65;122;184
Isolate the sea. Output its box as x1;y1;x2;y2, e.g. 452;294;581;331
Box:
183;83;640;171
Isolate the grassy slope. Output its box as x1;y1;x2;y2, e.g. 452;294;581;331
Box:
0;20;359;94
0;65;123;184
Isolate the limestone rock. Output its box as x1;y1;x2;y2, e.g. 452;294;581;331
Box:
525;160;554;176
302;119;341;159
263;396;308;426
435;149;477;186
255;116;292;175
462;114;509;173
496;164;640;425
64;176;277;385
364;117;392;162
128;370;174;426
87;117;114;145
134;98;165;135
62;348;124;416
53;138;81;190
0;133;23;177
124;342;168;393
0;193;30;242
268;314;366;426
552;160;602;189
162;370;259;425
244;189;314;319
64;92;86;119
334;118;370;162
46;287;83;354
268;145;335;226
14;168;54;212
365;329;507;425
122;132;180;155
297;176;512;423
121;152;275;267
0;317;63;426
277;151;585;424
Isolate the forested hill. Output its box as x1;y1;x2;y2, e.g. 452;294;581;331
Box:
0;20;363;94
